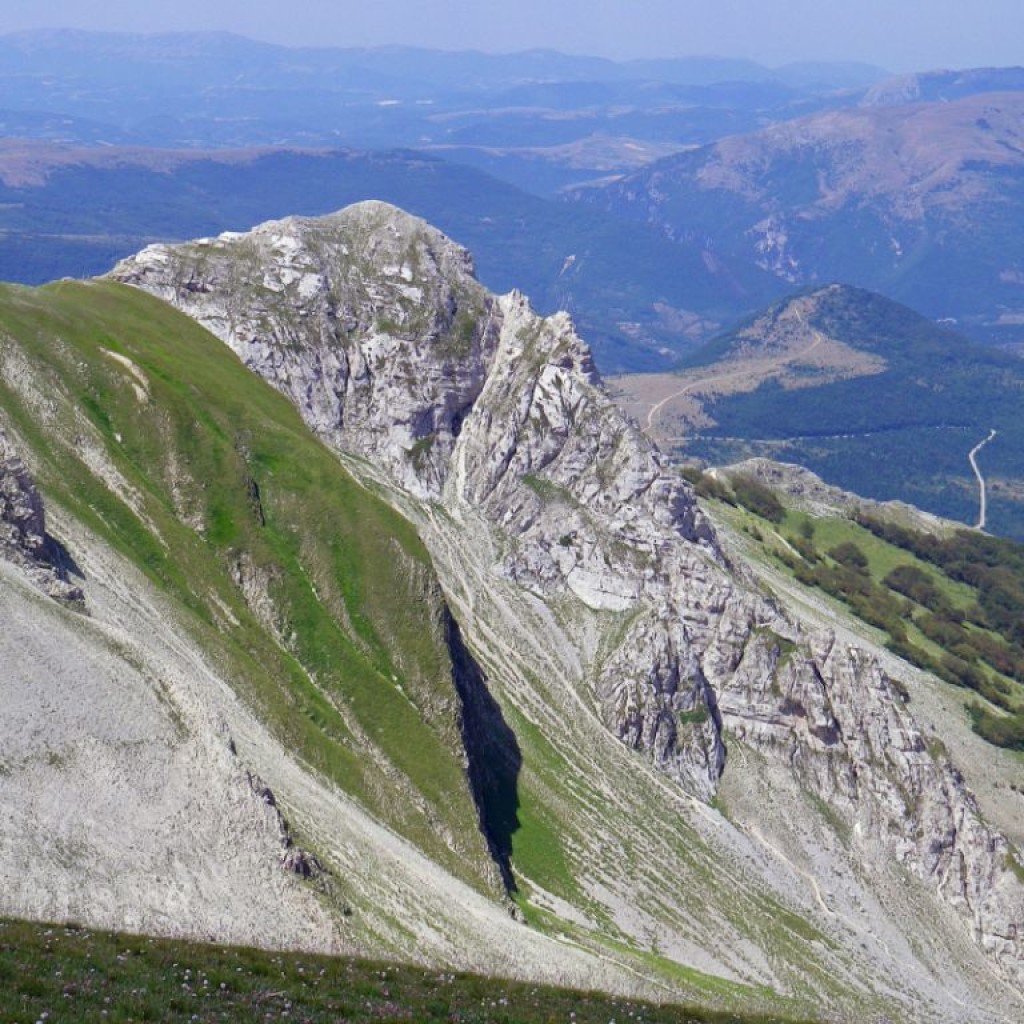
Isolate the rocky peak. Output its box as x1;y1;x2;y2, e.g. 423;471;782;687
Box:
110;201;502;498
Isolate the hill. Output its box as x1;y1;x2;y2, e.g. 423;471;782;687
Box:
0;917;810;1024
568;92;1024;349
612;284;1024;538
860;66;1024;106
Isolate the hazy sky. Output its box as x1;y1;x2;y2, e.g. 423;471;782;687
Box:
4;0;1022;71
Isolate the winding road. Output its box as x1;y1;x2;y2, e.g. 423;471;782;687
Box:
645;365;743;433
968;428;997;530
644;309;825;434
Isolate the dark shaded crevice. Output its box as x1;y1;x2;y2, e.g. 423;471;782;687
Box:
445;609;521;894
449;399;474;440
700;672;728;784
45;533;85;582
244;473;266;526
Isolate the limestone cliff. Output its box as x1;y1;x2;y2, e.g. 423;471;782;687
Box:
110;202;500;499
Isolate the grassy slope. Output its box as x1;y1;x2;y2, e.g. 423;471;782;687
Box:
0;278;496;893
703;483;1024;744
0;918;812;1024
2;277;985;1019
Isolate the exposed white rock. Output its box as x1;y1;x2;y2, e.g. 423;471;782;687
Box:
111;201;501;500
0;551;341;952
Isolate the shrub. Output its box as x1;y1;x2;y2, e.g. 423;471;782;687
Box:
730;474;785;522
884;564;944;610
789;535;818;563
968;705;1024;750
683;467;737;505
828;541;869;573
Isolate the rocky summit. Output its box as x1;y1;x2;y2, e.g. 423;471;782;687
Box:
0;201;1020;1023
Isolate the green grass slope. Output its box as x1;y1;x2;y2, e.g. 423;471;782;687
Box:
2;277;1008;1020
0;918;811;1024
0;278;499;894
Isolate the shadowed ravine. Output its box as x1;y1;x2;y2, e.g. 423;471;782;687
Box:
446;611;522;893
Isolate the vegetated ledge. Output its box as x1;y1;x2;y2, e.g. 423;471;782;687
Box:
695;462;1024;752
0;918;814;1024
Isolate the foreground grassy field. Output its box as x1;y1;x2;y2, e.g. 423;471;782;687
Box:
0;919;810;1024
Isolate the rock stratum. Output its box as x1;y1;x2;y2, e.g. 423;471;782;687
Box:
0;202;1020;1022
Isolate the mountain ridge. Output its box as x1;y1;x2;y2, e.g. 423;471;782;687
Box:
0;202;1021;1021
107;202;1024;1013
568;92;1024;344
612;283;1024;538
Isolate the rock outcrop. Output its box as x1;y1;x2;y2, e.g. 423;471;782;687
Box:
110;202;501;500
110;201;1024;994
718;456;957;534
0;429;83;605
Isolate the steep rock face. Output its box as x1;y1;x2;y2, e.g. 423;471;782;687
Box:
112;202;1024;991
114;213;730;798
0;276;641;990
0;428;83;604
716;628;1024;966
447;291;727;797
110;201;502;499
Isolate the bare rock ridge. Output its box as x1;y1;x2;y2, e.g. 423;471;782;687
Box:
0;428;83;604
110;201;1024;993
110;202;501;500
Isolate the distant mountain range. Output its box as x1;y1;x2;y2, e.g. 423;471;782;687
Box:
859;66;1024;105
4;30;1024;375
0;28;885;110
0;142;782;371
613;284;1024;537
0;29;882;191
568;88;1024;348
